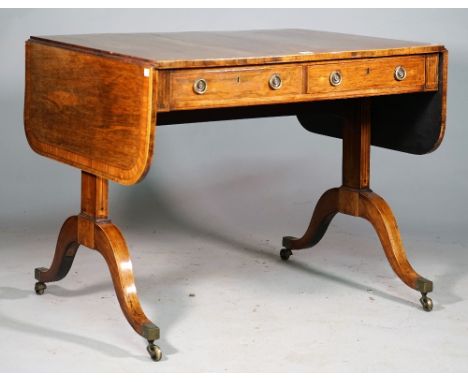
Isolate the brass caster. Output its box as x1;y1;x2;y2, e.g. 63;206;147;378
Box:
420;293;433;312
147;340;162;362
280;248;292;261
35;281;47;295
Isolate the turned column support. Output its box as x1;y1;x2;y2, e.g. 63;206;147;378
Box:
34;171;162;360
77;172;110;249
282;99;433;311
342;99;371;190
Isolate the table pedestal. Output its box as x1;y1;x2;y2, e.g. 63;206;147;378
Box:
34;172;162;361
33;98;434;363
281;99;433;311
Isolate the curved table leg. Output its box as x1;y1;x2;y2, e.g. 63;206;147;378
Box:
285;100;434;310
358;190;433;311
94;222;160;342
282;186;434;311
34;216;80;295
34;172;162;361
280;188;339;260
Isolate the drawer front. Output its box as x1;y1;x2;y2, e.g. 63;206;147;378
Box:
307;56;426;95
170;65;303;109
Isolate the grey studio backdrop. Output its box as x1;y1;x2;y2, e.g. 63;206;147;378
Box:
0;9;467;371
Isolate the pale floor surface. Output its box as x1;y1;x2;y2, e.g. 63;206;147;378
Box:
1;224;467;372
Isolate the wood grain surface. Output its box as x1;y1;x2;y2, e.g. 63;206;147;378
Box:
28;31;446;356
307;55;426;95
31;29;444;69
283;99;433;295
25;30;446;183
24;41;157;185
35;172;160;342
169;64;303;110
162;54;437;111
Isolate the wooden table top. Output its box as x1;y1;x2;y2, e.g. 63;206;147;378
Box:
32;29;444;69
25;28;447;185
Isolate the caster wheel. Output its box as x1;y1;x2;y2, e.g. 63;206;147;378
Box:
147;341;162;362
280;248;292;261
420;294;433;312
35;282;46;295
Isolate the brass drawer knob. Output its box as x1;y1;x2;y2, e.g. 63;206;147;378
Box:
269;73;282;90
394;66;407;81
329;70;342;86
193;78;207;94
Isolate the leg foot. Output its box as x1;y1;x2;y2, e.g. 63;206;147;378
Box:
34;281;47;295
147;340;162;361
420;293;433;312
280;248;292;261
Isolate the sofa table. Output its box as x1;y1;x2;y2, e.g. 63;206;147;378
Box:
24;29;447;361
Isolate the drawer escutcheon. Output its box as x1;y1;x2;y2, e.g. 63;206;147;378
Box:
394;66;407;81
193;78;208;94
269;73;283;90
329;70;343;86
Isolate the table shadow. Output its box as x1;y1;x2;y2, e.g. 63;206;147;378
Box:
0;302;150;363
0;268;190;361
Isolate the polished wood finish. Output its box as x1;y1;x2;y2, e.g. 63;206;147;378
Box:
24;30;446;186
35;216;80;283
285;186;432;293
24;42;157;185
283;100;432;294
36;172;160;342
307;55;426;96
342;100;371;189
165;54;437;111
31;29;443;69
93;220;159;341
25;30;448;359
432;49;448;151
169;64;303;110
425;54;440;91
299;50;447;155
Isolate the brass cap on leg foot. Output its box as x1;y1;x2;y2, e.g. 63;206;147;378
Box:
416;277;433;294
142;322;160;341
34;267;49;281
282;236;297;248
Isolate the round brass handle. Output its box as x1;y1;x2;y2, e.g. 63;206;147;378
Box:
269;74;282;90
329;70;342;86
394;66;407;81
193;78;207;94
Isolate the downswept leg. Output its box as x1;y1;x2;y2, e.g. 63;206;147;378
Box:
282;99;433;310
358;190;433;311
34;172;162;360
34;216;80;295
281;188;339;260
93;221;161;359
